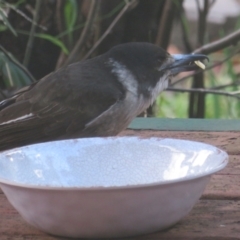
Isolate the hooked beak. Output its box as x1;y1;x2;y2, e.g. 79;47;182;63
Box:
160;54;209;75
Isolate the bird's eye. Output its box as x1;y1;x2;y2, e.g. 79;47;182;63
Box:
156;53;167;63
157;56;164;64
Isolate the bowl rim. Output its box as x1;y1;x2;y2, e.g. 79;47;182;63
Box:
0;137;229;191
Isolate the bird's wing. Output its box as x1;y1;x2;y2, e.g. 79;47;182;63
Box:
0;63;124;149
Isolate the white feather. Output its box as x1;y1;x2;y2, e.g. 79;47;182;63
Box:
85;59;171;134
108;58;138;96
148;72;170;105
0;113;34;125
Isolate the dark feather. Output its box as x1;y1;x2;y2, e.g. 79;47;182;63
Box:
0;56;125;151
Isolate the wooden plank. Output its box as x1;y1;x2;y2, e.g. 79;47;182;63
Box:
0;193;239;239
126;200;240;240
122;130;240;155
202;175;240;200
218;155;240;175
129;118;240;132
0;195;66;240
203;154;240;200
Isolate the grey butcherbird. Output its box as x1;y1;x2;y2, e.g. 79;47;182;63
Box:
0;42;208;151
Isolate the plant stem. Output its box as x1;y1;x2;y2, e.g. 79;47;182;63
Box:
166;87;240;100
63;0;99;66
189;0;209;118
194;28;240;54
23;0;41;67
82;0;137;60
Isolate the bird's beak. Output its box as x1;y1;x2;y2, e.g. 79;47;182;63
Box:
160;54;209;75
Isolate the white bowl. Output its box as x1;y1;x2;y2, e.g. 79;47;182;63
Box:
0;137;228;238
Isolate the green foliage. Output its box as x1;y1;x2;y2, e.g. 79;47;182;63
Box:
0;51;32;88
154;11;240;120
17;30;69;55
0;0;26;35
155;92;188;118
34;33;69;55
0;23;7;32
64;0;78;45
156;62;240;119
0;0;239;120
223;48;240;118
207;69;221;118
0;7;17;36
56;0;125;40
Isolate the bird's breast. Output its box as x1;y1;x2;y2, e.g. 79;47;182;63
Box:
83;91;147;137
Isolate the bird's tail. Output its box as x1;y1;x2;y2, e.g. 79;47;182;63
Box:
0;120;57;152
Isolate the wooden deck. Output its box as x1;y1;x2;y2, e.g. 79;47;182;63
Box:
0;118;240;239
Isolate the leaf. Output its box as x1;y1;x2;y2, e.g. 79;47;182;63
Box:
15;67;32;86
0;24;7;32
0;9;17;36
0;51;32;88
14;0;26;8
4;62;14;87
16;30;69;54
34;33;69;54
8;62;32;87
208;69;220;118
57;1;124;40
64;0;78;29
64;0;78;43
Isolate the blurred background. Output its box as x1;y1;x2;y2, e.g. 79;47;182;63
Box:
0;0;240;119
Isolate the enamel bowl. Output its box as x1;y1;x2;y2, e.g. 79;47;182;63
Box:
0;137;228;238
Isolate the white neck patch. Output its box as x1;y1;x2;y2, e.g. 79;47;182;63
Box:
108;58;170;108
108;58;138;96
148;72;170;105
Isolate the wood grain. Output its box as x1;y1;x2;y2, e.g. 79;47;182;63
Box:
0;193;240;239
122;130;240;155
126;199;240;240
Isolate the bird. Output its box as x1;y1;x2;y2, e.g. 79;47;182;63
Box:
0;42;208;151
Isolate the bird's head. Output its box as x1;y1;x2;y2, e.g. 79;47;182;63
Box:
106;42;208;102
